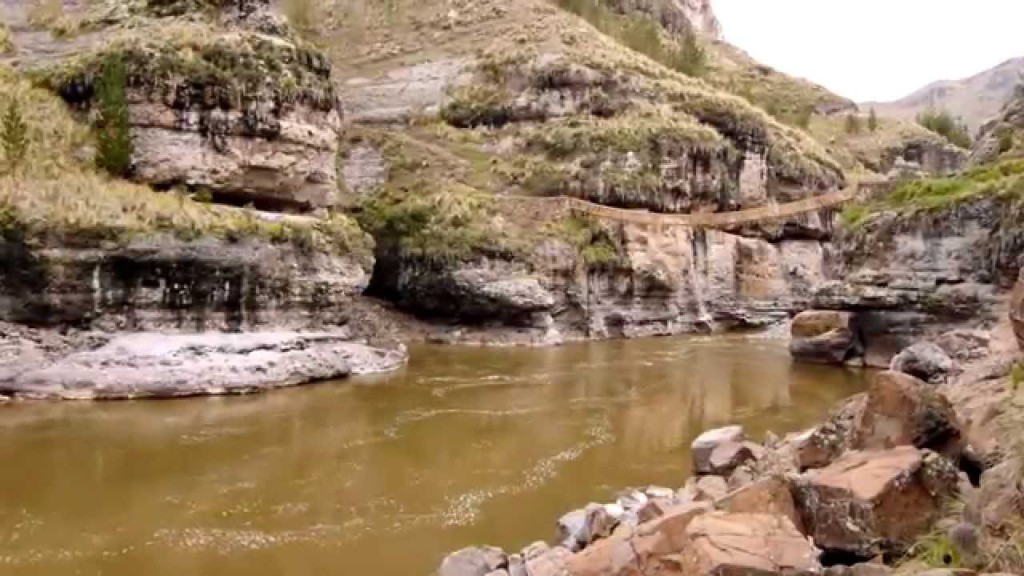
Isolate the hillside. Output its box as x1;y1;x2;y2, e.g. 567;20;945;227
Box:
864;56;1024;133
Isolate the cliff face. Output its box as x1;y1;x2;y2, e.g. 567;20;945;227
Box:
0;235;371;333
37;1;343;212
816;183;1024;365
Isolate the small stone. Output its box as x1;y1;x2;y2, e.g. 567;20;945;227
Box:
692;425;745;475
707;440;757;476
439;546;508;576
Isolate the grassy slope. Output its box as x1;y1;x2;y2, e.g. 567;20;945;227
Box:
0;47;369;262
808;114;951;175
841;159;1024;228
304;0;848;262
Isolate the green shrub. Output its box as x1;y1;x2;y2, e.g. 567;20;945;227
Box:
998;128;1015;155
93;56;133;177
868;107;878;132
917;108;972;149
1;98;29;171
844;113;862;134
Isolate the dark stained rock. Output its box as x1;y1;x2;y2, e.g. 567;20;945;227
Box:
851;371;964;458
790;310;862;364
793;394;866;471
706;441;761;477
890;342;959;383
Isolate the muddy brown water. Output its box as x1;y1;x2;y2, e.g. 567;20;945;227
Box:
0;335;865;576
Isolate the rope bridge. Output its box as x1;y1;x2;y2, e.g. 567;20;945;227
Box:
496;183;861;230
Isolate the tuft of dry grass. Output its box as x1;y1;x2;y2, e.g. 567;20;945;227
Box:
0;65;370;261
0;23;14;55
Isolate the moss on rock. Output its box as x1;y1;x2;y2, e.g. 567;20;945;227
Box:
39;25;335;113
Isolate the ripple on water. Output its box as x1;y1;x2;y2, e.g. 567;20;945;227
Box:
440;414;614;527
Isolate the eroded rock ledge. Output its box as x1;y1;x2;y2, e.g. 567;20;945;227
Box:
0;331;406;400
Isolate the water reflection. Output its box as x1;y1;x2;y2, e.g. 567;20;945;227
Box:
0;335;864;576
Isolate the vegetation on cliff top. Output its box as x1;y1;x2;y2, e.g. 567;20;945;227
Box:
39;24;335;112
0;65;369;262
841;159;1024;227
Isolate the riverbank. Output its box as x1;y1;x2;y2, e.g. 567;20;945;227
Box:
438;309;1024;575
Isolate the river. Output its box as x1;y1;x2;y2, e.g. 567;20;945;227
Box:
0;334;865;575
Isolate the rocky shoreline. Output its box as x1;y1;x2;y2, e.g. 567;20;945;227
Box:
436;290;1024;575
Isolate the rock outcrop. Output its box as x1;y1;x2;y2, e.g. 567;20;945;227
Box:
0;235;371;332
810;194;1024;366
0;332;405;400
44;13;342;212
793;447;959;559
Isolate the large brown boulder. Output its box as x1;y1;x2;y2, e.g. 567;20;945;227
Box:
715;476;804;534
567;507;820;576
566;502;709;575
675;512;821;576
851;371;964;458
793;447;959;558
1012;271;1024;351
790;311;862;364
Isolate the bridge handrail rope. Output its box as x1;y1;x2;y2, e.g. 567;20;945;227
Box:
496;181;861;229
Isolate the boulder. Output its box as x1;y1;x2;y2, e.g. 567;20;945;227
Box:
675;512;821;576
890;342;959;383
793;447;960;558
715;476;804;534
790;310;862;364
566;502;710;576
1012;271;1024;351
707;441;760;477
793;395;866;471
558;504;619;551
523;546;572;576
691;425;745;475
972;460;1024;531
934;329;990;362
851;371;964;457
439;547;508;576
680;475;730;503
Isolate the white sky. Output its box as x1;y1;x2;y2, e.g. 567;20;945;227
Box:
714;0;1024;102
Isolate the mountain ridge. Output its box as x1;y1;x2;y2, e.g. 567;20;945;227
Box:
863;56;1024;132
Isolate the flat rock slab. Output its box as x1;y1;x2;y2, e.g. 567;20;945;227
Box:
793;446;959;558
678;512;821;576
2;332;407;400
